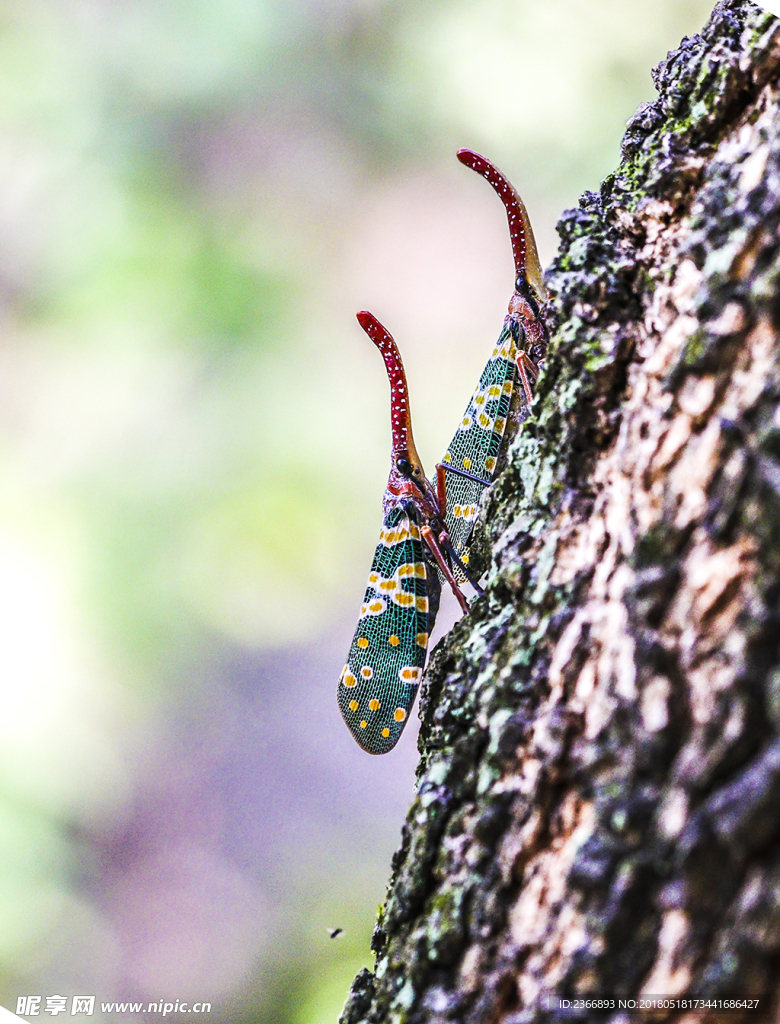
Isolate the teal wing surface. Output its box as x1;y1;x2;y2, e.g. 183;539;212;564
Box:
337;504;431;754
441;321;519;561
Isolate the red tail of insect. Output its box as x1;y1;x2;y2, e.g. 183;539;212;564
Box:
456;148;546;306
356;311;415;462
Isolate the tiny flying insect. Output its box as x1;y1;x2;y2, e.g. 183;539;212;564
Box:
337;312;481;755
436;149;548;574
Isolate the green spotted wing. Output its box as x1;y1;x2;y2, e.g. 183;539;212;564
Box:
338;504;433;755
441;320;520;562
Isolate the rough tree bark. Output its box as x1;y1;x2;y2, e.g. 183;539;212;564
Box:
340;2;780;1021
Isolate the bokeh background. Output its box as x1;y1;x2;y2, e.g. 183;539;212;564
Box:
0;0;718;1021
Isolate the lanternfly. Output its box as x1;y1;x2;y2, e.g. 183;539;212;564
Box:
436;149;548;572
337;312;477;755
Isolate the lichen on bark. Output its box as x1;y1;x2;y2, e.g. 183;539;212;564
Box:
340;2;780;1021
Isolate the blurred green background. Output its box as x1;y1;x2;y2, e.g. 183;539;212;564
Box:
0;1;716;1021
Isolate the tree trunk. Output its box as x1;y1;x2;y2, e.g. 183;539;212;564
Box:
340;2;780;1021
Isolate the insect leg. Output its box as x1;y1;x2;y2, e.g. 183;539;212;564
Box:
439;534;484;596
421;523;470;614
422;546;442;633
436;462;492;488
516;354;535;405
436;462;447;512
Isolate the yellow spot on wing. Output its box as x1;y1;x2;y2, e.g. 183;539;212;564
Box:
361;667;373;679
381;728;390;738
394;708;406;722
463;457;472;470
398;563;424;578
349;699;359;711
415;633;428;648
357;637;369;649
368;698;380;711
360;720;367;729
381;528;408;546
343;672;357;688
388;635;400;647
